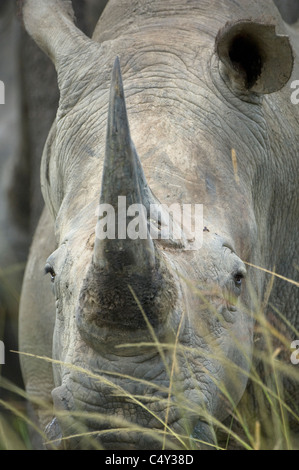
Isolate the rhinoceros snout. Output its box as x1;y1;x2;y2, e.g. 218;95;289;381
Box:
73;58;181;352
75;254;178;352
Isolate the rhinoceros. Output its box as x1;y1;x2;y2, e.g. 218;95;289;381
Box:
19;0;299;450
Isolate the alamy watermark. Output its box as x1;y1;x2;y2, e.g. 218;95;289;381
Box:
291;80;299;104
0;81;4;104
0;341;4;365
290;340;299;365
95;197;204;250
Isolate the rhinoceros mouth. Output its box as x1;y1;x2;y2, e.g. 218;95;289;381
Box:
45;413;214;450
47;373;212;450
44;415;169;450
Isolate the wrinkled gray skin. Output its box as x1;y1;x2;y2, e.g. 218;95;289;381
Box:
19;0;299;450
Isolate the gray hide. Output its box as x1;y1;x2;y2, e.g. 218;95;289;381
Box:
17;0;299;451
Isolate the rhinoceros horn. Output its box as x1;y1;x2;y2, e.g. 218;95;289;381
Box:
77;60;177;338
93;57;156;273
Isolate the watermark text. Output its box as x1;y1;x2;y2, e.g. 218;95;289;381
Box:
290;340;299;365
0;81;4;104
95;197;204;250
0;341;4;365
291;80;299;104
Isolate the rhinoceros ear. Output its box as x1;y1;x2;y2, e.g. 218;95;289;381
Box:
215;20;294;95
21;0;89;66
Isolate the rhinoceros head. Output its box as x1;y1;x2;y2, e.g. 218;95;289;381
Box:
22;0;294;450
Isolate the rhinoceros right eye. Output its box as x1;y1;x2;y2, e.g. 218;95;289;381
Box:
234;273;243;287
44;263;56;283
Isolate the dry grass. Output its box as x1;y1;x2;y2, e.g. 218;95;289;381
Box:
0;263;299;450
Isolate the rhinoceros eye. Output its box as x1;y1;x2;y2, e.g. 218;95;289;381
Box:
233;272;244;288
45;263;56;283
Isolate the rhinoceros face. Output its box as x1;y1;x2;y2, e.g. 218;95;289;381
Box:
23;0;294;450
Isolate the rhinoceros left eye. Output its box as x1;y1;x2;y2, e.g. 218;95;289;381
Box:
44;263;56;283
